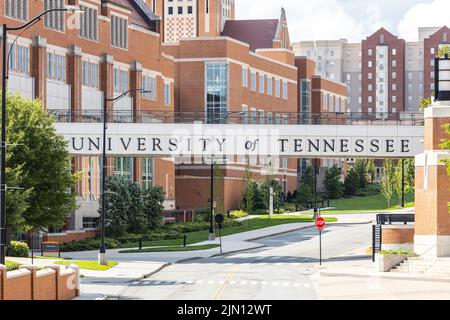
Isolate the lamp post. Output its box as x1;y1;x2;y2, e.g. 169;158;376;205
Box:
0;6;82;265
99;88;150;266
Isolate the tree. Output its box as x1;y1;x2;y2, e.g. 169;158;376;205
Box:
241;165;256;214
5;94;77;231
344;168;358;196
126;181;146;234
296;165;315;206
404;159;415;194
366;159;376;183
393;162;403;206
381;160;396;208
101;176;131;236
354;159;369;190
324;166;344;199
213;163;224;215
142;185;165;231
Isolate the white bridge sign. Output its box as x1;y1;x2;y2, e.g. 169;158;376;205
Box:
55;123;424;158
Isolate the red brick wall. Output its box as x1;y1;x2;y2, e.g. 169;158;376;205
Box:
382;227;415;245
44;229;98;243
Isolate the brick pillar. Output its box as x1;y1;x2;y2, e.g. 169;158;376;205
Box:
131;61;143;183
23;265;38;300
414;101;450;257
0;264;5;300
67;45;82;122
100;54;114;176
31;36;47;105
68;264;81;297
48;266;60;300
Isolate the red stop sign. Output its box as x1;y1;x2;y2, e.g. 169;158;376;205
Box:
315;217;325;230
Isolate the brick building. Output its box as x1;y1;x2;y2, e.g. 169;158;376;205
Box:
1;0;176;234
162;8;299;210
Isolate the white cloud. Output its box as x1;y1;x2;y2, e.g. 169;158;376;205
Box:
398;0;450;41
235;0;387;42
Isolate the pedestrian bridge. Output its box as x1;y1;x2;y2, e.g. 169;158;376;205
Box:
52;111;425;159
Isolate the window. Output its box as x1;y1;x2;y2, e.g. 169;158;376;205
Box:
368;73;372;80
164;82;171;106
80;5;98;41
392;48;397;55
392;60;396;67
275;79;280;97
113;68;129;93
188;6;193;14
142;158;154;189
206;63;227;123
4;0;27;21
82;61;99;88
83;217;98;229
431;47;435;55
259;74;265;94
111;15;128;49
431;71;435;78
178;6;183;14
282;81;288;99
142;74;157;100
368;84;373;92
44;0;65;31
47;52;66;82
250;71;256;91
323;94;327;111
8;44;29;74
300;80;310;120
368;96;372;103
431;59;435;66
392;96;397;103
168;7;173;14
241;66;248;87
392;83;397;91
267;77;273;96
368;61;373;68
392;72;397;79
114;157;133;180
368;49;373;56
408;72;413;80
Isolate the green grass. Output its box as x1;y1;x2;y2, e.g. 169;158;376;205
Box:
33;255;72;260
5;260;22;271
55;260;118;271
322;192;415;214
120;215;337;249
119;244;220;253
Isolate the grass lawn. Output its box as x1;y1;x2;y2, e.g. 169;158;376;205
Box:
119;244;220;253
120;215;337;249
323;192;415;214
33;255;72;260
55;260;118;271
5;260;22;271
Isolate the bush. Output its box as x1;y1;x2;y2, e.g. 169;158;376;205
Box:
5;261;22;271
379;250;416;256
9;241;29;257
229;210;248;219
60;238;120;252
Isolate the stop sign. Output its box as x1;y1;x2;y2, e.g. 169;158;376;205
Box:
315;217;325;230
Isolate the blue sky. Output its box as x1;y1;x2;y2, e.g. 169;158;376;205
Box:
236;0;449;42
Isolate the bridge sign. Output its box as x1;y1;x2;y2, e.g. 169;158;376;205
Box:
315;217;325;230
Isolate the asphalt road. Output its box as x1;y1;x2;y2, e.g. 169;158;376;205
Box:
118;223;372;300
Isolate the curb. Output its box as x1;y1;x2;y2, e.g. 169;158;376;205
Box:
318;271;450;283
210;245;267;258
142;262;172;279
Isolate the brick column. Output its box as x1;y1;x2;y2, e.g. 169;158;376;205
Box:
31;36;47;105
67;45;83;122
100;54;115;176
0;264;5;300
414;101;450;257
23;265;38;300
48;266;60;301
131;61;143;183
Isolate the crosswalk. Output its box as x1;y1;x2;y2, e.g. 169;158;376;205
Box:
131;279;313;288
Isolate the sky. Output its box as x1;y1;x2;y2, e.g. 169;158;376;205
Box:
235;0;450;42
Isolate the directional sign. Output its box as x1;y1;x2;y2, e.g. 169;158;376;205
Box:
315;217;325;230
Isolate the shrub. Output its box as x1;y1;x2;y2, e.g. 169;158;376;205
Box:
9;241;29;257
5;261;22;271
60;238;120;252
229;210;248;219
379;250;416;256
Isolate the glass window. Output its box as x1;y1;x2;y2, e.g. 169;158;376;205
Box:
80;5;98;41
4;0;28;21
267;77;273;96
44;0;65;31
250;71;256;91
82;61;99;88
111;15;128;49
142;158;153;189
8;44;29;74
282;81;288;99
259;74;265;94
206;63;228;124
47;52;66;82
241;67;248;87
142;74;157;100
164;82;171;105
114;68;129;93
114;157;133;180
275;79;280;97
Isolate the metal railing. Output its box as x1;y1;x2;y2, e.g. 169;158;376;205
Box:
47;109;425;126
376;213;415;225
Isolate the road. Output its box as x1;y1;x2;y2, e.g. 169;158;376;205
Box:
118;223;372;300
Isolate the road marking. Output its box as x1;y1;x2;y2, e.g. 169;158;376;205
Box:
212;266;240;300
304;283;311;287
251;281;258;285
240;281;247;285
208;280;214;284
293;283;300;287
283;283;290;287
272;282;279;286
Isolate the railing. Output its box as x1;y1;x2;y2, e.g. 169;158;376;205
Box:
48;109;425;126
376;214;415;225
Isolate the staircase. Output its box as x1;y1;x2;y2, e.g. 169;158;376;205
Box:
390;257;450;277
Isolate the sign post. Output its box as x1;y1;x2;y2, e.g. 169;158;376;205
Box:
215;214;224;254
315;217;325;266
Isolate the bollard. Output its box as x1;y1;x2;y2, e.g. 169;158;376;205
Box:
183;234;187;247
139;238;142;251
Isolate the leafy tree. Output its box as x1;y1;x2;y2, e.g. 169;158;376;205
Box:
241;165;255;214
142;185;165;231
354;159;369;189
381;160;396;208
101;176;131;236
344;168;358;196
324;166;344;199
5;94;77;231
127;181;146;234
393;162;403;206
404;159;415;194
296;165;315;206
366;159;376;183
213;163;224;215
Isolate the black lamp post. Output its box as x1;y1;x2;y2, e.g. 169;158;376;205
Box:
0;6;82;265
99;88;150;265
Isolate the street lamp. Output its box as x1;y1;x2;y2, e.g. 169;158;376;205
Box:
98;88;150;265
0;5;82;265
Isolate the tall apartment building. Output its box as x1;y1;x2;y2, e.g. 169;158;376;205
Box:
145;0;235;43
293;26;450;115
162;8;298;210
1;0;176;236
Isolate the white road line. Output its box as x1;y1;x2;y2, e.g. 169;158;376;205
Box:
262;281;268;285
196;280;204;284
272;282;279;286
208;280;214;284
283;283;290;287
240;281;247;285
251;281;258;285
304;284;311;287
230;281;236;285
293;283;300;287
